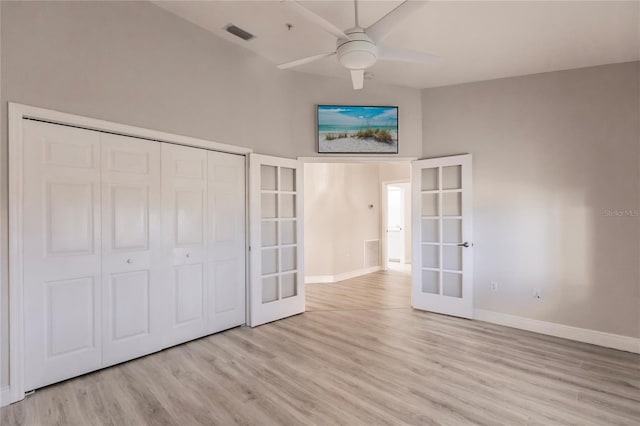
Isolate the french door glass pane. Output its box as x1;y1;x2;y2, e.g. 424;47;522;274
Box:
262;276;278;303
262;248;278;275
443;246;462;271
261;221;277;247
442;192;461;216
443;273;462;298
421;270;439;294
442;219;462;243
281;247;296;272
442;165;461;190
280;194;296;218
421;167;438;191
261;165;277;190
281;273;297;298
421;219;439;243
280;220;296;245
421;193;438;216
421;245;439;268
280;167;296;191
261;194;277;218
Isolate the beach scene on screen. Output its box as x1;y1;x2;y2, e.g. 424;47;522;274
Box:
318;106;398;153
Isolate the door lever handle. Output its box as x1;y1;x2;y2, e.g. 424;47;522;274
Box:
457;242;472;248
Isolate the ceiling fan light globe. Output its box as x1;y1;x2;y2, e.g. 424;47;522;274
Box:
336;38;378;70
338;50;377;70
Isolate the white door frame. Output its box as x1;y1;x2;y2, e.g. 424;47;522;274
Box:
380;179;410;271
4;103;252;405
298;157;418;164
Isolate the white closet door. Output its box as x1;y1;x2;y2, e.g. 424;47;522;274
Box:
162;143;208;346
101;134;163;366
207;151;246;333
23;120;102;390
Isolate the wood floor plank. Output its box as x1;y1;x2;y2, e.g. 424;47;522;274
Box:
2;270;638;425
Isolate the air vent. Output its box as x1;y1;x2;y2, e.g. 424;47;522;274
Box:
224;24;255;41
364;240;380;269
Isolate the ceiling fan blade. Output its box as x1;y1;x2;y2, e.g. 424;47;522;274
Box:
282;0;351;40
278;52;336;70
366;0;427;42
350;69;364;90
378;45;439;64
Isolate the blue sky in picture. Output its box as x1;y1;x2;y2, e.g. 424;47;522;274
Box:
318;106;398;130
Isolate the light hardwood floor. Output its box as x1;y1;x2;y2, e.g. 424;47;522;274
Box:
2;270;639;425
306;269;410;312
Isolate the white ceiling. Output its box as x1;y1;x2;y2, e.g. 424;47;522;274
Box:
154;1;640;89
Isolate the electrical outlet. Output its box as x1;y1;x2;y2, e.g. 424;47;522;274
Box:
490;281;498;291
533;288;542;299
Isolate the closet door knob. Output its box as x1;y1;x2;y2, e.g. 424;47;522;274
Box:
126;259;133;264
186;253;191;258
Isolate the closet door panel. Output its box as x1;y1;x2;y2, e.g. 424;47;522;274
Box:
101;134;163;367
162;144;208;346
207;152;246;333
23;120;103;390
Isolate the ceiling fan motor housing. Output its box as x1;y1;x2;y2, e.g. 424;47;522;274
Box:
336;29;378;70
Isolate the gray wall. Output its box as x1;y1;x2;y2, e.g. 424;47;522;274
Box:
422;62;640;338
0;1;422;388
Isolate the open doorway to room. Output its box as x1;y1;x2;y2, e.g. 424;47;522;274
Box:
303;161;412;312
383;181;411;273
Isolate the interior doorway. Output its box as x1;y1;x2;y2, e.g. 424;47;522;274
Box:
302;161;412;312
384;182;411;272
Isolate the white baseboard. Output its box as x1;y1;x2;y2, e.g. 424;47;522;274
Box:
306;266;381;284
1;385;11;407
474;309;640;354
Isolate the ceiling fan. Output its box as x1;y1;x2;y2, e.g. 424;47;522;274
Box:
278;0;438;90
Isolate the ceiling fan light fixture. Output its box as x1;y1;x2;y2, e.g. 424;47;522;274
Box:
338;49;377;70
278;0;436;89
336;31;378;70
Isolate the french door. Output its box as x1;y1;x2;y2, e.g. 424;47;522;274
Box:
412;154;473;318
249;154;304;326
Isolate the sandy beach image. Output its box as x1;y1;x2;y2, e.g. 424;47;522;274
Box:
318;106;398;153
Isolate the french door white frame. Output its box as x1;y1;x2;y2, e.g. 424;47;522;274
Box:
249;155;305;326
5;103;252;405
412;154;473;319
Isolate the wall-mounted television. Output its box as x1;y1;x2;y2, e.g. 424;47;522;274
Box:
317;105;398;154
